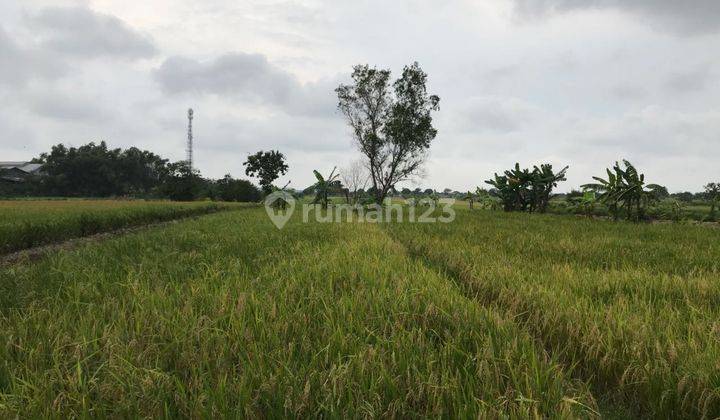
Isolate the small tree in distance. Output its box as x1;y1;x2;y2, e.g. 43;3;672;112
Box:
312;167;340;208
341;160;369;204
704;182;720;221
243;150;289;195
336;62;440;204
340;160;369;204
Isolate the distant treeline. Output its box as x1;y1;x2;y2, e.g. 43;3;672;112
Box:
1;142;261;202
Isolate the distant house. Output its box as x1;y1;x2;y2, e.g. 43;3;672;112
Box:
0;162;43;183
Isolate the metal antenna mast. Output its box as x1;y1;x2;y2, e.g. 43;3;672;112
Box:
186;108;194;170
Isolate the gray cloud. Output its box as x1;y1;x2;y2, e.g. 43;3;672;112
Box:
154;53;337;117
200;115;349;155
155;54;295;101
0;27;33;84
610;84;647;101
455;96;542;133
29;7;157;59
665;65;715;93
3;0;720;192
513;0;720;35
484;65;518;81
0;26;64;85
27;88;110;122
560;106;720;161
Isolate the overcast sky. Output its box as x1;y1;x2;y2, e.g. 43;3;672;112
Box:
1;0;719;192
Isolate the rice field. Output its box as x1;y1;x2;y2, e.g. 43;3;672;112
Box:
386;210;720;418
1;202;718;417
0;200;238;254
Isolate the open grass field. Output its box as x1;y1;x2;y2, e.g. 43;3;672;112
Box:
1;203;718;417
0;200;241;254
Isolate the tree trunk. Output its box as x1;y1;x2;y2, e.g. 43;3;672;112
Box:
374;189;384;205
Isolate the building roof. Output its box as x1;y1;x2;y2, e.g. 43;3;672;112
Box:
18;163;43;173
0;162;43;173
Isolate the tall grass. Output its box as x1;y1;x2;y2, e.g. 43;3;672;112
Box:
386;209;720;418
0;200;240;254
0;209;597;417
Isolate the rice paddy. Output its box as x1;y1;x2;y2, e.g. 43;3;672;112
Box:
0;201;718;418
0;200;235;254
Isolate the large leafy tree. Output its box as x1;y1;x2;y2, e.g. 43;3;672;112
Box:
118;147;169;195
37;141;167;197
212;174;261;202
243;150;289;195
159;161;204;201
336;62;440;204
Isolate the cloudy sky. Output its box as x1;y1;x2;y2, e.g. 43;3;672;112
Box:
1;0;719;192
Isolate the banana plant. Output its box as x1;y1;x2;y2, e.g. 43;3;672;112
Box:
464;191;474;209
530;164;569;213
582;165;623;220
705;182;719;221
429;191;439;207
312;167;340;208
667;199;686;222
475;187;501;211
582;160;664;221
485;173;513;211
270;180;292;210
577;190;597;217
485;164;531;211
485;163;568;213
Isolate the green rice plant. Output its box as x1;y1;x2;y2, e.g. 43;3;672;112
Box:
386;209;720;418
0;200;241;254
2;203;718;417
0;208;597;418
